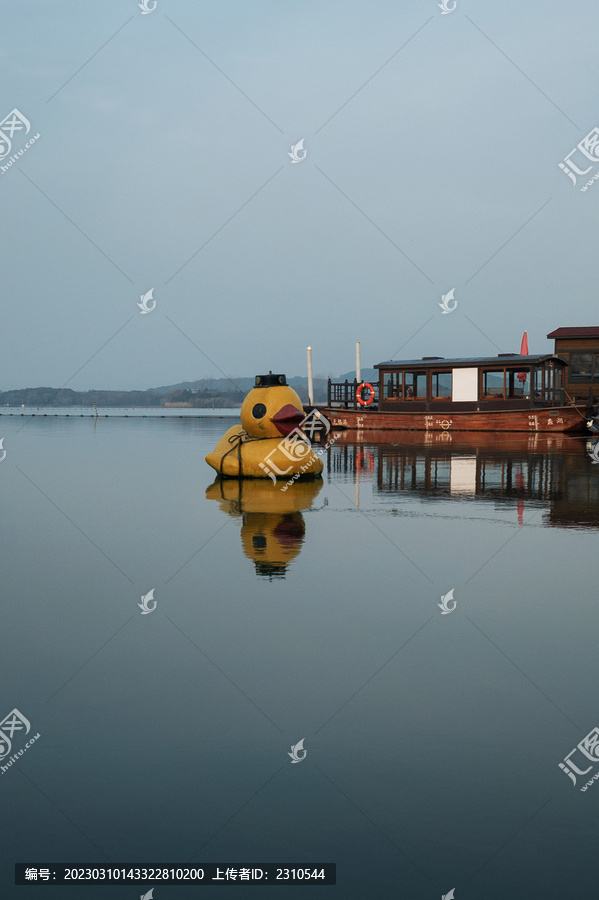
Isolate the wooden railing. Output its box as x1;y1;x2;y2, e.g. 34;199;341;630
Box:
327;379;379;409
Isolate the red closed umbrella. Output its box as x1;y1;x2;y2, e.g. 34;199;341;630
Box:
518;331;528;383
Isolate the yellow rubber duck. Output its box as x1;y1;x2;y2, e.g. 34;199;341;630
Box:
205;373;324;479
205;478;323;578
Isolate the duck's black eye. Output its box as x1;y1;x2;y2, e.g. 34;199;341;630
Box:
252;403;267;419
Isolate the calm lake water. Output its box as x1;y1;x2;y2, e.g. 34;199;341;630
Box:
0;406;238;417
2;414;599;898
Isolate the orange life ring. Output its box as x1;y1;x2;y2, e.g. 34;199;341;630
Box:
356;382;375;407
356;450;375;472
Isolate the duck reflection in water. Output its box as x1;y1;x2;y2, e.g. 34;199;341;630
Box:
205;478;323;579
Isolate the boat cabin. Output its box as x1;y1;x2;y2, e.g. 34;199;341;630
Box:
547;327;599;402
328;354;568;411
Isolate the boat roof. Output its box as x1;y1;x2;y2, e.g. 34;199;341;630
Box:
375;354;567;369
547;327;599;338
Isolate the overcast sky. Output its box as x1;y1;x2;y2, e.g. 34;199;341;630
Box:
2;0;598;390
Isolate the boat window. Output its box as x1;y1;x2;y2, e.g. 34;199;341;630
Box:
404;371;426;399
431;371;452;399
481;369;505;398
384;371;402;399
534;367;544;395
506;368;530;398
570;352;599;381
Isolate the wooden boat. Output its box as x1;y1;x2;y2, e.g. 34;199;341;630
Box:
319;354;587;433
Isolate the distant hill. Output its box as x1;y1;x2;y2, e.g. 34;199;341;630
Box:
150;369;379;403
0;387;164;408
337;368;378;384
1;369;380;408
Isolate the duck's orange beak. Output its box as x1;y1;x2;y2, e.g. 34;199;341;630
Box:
271;404;304;436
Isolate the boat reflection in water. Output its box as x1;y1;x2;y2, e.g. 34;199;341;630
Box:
327;430;599;530
206;478;323;579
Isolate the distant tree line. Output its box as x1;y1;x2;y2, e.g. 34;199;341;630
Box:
165;388;246;408
0;372;361;408
0;387;245;408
